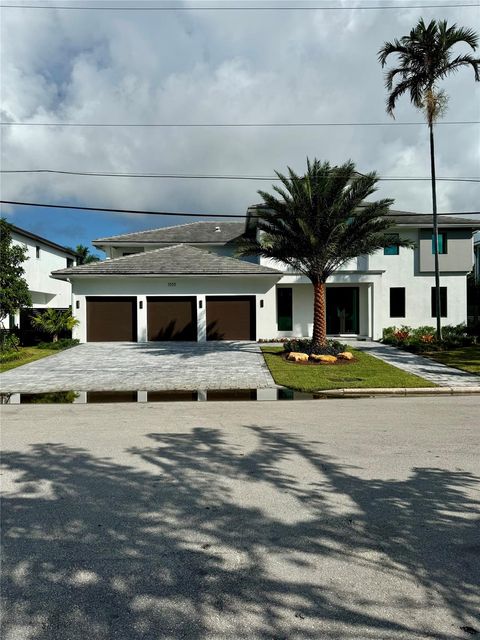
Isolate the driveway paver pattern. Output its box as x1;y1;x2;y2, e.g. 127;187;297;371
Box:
0;342;275;392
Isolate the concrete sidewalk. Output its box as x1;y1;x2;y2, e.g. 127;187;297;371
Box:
344;340;480;387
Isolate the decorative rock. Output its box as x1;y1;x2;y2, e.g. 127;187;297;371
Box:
287;352;309;363
337;352;354;360
310;354;337;363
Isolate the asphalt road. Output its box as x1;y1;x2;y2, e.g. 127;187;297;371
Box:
1;397;479;640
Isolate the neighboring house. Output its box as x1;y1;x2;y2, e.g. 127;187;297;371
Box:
474;232;480;284
5;224;77;332
51;211;478;343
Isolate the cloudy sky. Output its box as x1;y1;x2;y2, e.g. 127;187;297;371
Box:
1;0;479;254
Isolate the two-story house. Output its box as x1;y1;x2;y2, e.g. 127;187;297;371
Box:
6;224;77;333
51;210;478;343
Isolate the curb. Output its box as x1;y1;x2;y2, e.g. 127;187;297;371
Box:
320;387;480;397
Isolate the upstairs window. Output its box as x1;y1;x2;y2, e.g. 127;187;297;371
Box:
36;246;40;258
384;234;399;256
66;258;74;268
432;232;447;254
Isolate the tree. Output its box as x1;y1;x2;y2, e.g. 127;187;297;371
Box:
0;218;31;324
73;244;100;265
378;18;479;340
236;159;413;347
30;308;79;342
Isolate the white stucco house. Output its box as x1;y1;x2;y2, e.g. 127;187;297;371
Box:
5;224;77;332
51;209;478;343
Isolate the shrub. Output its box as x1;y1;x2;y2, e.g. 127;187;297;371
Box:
283;338;347;356
0;330;20;356
382;323;475;352
36;338;80;351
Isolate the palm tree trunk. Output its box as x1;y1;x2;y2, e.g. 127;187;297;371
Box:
429;121;442;341
312;282;327;346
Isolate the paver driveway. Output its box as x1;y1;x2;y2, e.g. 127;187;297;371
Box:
0;342;275;393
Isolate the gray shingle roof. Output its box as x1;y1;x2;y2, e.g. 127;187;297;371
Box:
93;221;246;245
51;244;281;278
387;212;479;228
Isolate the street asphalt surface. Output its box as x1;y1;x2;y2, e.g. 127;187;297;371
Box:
1;397;479;640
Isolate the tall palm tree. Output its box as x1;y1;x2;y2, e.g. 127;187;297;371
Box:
237;159;413;347
378;19;479;340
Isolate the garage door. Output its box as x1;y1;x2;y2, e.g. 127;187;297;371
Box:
87;297;137;342
147;297;197;341
206;296;256;341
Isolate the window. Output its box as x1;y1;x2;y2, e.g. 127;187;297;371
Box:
66;258;74;268
431;287;447;317
35;246;40;258
384;234;399;255
389;287;405;318
277;287;293;331
432;232;447;254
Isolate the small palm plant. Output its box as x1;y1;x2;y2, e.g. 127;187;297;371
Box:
378;18;479;339
236;158;413;348
31;308;79;342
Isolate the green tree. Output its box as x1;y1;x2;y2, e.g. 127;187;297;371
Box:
30;308;79;342
0;218;31;324
236;159;413;347
73;244;100;265
378;18;479;340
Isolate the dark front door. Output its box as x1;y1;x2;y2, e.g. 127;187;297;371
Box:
87;297;137;342
326;287;359;334
206;296;256;340
147;297;197;341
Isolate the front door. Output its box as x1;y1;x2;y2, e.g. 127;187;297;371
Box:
326;287;359;334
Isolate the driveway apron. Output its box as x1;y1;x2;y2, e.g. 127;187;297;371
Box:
0;342;275;393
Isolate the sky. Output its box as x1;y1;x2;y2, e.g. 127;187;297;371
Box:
1;0;479;255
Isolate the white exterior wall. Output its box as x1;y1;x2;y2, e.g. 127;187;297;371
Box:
70;275;279;343
12;232;73;308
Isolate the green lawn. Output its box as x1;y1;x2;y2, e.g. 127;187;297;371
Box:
0;346;61;373
261;347;435;392
424;345;480;375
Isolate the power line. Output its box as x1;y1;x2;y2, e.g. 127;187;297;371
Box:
1;200;479;219
1;120;478;127
1;3;477;9
2;169;480;183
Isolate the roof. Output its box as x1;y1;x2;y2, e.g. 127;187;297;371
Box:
93;221;246;245
9;223;78;256
386;212;479;228
248;204;479;229
51;243;281;278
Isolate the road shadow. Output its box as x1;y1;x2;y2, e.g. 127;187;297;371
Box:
1;426;479;639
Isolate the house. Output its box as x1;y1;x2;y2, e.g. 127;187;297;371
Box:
51;211;478;343
474;232;480;284
5;224;77;335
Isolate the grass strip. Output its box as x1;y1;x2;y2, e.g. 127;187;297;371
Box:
423;346;480;375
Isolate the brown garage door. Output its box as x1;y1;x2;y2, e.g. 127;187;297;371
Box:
147;297;197;341
87;297;137;342
206;296;256;341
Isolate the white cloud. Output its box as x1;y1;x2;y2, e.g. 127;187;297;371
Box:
1;2;479;224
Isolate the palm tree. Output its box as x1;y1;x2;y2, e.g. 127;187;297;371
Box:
31;308;79;342
74;245;100;265
237;159;413;348
378;18;479;340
